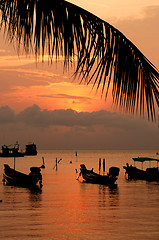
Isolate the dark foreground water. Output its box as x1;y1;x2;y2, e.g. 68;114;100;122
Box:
0;150;159;240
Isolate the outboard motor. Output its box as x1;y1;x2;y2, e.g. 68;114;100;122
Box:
29;167;42;187
109;167;120;177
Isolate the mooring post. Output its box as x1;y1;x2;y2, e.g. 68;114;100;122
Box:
56;158;58;171
42;156;45;165
99;158;101;173
103;158;105;174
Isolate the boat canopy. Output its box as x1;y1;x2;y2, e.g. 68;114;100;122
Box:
132;157;159;162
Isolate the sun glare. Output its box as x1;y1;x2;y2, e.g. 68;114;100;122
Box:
1;79;113;113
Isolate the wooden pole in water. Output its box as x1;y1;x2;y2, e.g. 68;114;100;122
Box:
99;158;101;173
103;158;105;175
55;158;58;171
42;157;45;165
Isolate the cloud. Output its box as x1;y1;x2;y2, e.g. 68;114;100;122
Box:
142;5;159;19
0;104;157;130
0;106;15;124
0;54;73;68
0;49;10;54
38;93;92;101
0;104;158;149
15;104;118;128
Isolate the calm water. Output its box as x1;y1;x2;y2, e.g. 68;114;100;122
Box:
0;150;159;240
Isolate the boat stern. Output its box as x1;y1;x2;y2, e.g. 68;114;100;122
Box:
29;167;42;187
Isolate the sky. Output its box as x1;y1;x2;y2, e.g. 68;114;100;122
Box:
0;0;158;150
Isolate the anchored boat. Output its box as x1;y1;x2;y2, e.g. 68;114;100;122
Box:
3;164;42;188
123;157;159;181
77;164;120;186
25;143;37;156
0;142;24;158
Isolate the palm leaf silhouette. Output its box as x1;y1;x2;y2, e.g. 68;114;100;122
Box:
0;0;159;120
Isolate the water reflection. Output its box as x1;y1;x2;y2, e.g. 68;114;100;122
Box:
28;187;42;208
79;182;119;210
2;184;42;207
98;184;119;208
1;150;159;239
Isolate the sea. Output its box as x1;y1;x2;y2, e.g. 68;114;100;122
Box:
0;150;159;240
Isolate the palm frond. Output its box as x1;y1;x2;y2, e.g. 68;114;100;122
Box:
0;0;158;120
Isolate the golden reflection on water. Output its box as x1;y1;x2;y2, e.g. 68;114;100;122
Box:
0;150;159;239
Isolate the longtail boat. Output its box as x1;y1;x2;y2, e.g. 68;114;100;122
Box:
3;164;42;188
123;157;159;181
77;164;119;186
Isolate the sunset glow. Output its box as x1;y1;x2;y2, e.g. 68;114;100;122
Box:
0;33;113;113
1;80;113;113
0;2;159;240
0;0;158;150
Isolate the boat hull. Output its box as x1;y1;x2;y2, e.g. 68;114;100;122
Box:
0;152;24;158
123;165;159;181
81;172;117;185
80;165;119;186
25;152;37;156
3;165;42;188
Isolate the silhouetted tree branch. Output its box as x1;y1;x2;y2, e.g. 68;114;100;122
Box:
0;0;158;120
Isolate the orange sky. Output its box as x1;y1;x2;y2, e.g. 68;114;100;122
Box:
0;35;113;113
71;0;159;68
0;50;113;113
71;0;159;20
0;0;158;149
0;0;158;114
0;0;158;113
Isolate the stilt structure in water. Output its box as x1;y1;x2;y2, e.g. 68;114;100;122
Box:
99;158;101;173
103;158;105;174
